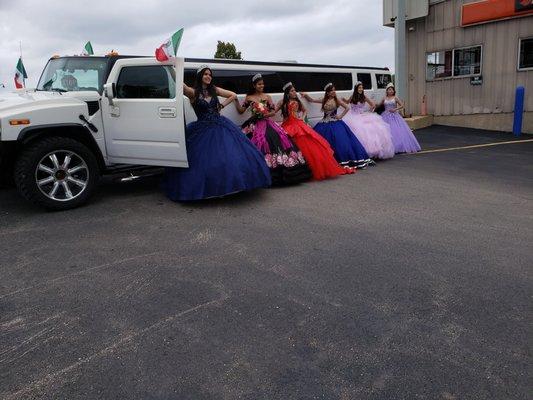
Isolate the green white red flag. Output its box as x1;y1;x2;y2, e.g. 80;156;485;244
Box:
82;41;94;56
155;28;184;62
14;57;28;89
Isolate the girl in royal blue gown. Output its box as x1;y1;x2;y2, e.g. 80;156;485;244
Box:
164;66;271;201
301;83;371;169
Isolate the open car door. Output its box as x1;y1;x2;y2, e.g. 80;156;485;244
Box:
101;57;188;168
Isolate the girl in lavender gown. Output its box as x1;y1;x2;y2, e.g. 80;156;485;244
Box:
342;82;395;160
379;83;421;153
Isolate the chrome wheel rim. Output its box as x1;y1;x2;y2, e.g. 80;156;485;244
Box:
35;150;89;202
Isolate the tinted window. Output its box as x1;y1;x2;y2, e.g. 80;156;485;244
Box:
519;37;533;69
184;68;352;93
453;46;482;76
278;71;352;92
376;73;392;89
184;69;283;94
117;66;174;99
357;73;372;89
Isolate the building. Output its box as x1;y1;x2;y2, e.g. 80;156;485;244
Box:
384;0;533;133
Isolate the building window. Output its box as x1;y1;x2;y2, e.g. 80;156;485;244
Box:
518;37;533;70
453;46;482;77
426;50;452;80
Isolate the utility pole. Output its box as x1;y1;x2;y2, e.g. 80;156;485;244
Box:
394;0;407;103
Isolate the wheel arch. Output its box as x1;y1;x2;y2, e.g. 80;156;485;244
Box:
17;124;106;171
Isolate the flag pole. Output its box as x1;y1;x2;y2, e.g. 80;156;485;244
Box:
19;41;25;87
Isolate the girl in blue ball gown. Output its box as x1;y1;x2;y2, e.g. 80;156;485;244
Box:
164;66;271;201
301;83;371;169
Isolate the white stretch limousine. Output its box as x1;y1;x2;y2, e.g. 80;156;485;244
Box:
0;55;391;210
183;58;392;126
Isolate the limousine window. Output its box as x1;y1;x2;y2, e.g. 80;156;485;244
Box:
277;71;352;92
184;68;352;94
376;74;392;89
357;73;372;90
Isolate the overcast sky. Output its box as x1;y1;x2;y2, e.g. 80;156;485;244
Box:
0;0;394;88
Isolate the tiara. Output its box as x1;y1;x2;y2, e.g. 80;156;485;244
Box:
282;82;293;91
252;73;262;82
324;82;333;91
386;82;395;89
196;64;210;74
354;81;362;87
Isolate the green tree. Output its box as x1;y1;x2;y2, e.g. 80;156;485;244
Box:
214;41;242;60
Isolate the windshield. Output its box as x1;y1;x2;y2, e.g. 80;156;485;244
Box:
37;58;108;93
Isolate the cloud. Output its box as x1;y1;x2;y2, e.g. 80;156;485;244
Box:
0;0;394;88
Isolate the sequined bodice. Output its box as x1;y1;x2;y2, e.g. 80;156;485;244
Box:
287;100;300;119
350;102;367;114
384;98;396;111
321;99;338;122
193;96;220;121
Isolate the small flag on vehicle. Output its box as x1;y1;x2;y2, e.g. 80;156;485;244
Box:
82;41;94;56
155;28;184;62
14;57;28;89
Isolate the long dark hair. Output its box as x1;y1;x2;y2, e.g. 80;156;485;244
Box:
281;84;303;118
247;77;263;96
194;67;219;106
321;84;339;110
350;83;366;104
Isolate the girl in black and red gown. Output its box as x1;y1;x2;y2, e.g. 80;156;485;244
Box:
276;82;353;180
234;74;311;185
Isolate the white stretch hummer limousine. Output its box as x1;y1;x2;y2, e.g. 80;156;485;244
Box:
0;55;391;210
0;55;189;210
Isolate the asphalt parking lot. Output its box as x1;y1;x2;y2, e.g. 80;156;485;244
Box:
1;126;532;400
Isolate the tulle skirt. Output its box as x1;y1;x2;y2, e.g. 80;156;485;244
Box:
242;117;311;185
342;111;395;160
313;119;370;168
164;115;271;201
281;117;353;180
381;111;421;153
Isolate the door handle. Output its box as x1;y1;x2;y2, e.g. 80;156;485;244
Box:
158;107;176;118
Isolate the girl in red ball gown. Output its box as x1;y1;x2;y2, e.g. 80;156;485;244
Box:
276;82;353;180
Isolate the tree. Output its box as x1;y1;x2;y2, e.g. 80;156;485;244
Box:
214;41;242;60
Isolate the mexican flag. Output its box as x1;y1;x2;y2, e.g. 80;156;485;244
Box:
82;41;94;56
14;57;28;89
155;28;184;62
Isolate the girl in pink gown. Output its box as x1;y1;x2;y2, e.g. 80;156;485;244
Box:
342;82;395;160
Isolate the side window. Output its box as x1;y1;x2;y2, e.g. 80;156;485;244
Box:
116;66;174;99
213;70;255;94
357;73;372;90
277;72;352;92
184;68;196;87
376;73;392;89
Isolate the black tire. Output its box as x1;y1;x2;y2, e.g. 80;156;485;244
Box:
14;137;99;210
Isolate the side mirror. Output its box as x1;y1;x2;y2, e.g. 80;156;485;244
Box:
103;83;116;104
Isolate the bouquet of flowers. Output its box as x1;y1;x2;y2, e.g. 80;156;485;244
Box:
250;100;270;119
